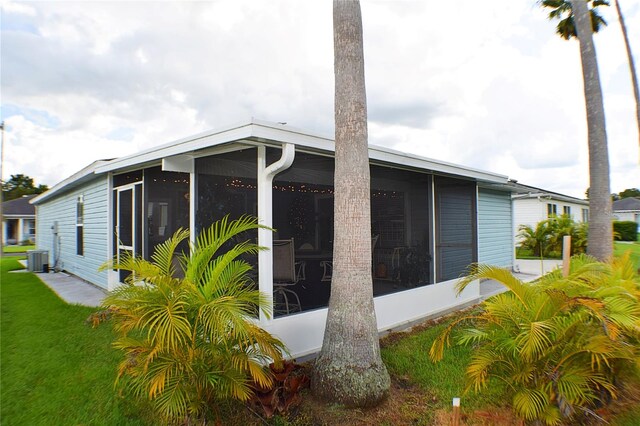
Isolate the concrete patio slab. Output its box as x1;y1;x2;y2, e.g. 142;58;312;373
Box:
15;260;107;307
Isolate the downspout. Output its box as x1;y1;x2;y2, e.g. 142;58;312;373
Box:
257;143;295;324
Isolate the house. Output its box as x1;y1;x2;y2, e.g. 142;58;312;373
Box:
31;119;517;358
2;194;37;245
511;183;589;239
613;197;640;231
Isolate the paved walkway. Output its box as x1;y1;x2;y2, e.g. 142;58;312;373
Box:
16;260;107;307
14;260;542;309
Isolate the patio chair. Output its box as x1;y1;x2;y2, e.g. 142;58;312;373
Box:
320;234;379;282
273;239;306;315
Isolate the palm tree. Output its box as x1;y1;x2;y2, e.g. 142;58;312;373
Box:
312;0;390;408
517;219;553;257
614;0;640;151
93;216;287;423
541;0;610;40
430;255;640;424
541;0;613;261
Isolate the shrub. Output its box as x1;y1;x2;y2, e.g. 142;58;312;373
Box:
517;215;588;258
430;254;640;425
91;216;287;423
614;221;638;241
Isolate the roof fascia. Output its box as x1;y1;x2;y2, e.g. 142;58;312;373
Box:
31;160;109;205
368;145;508;184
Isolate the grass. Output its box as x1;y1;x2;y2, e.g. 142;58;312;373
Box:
614;238;640;269
0;257;151;426
517;238;640;268
381;315;506;412
2;244;35;253
2;255;638;425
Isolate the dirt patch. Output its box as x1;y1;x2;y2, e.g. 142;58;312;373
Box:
295;375;439;425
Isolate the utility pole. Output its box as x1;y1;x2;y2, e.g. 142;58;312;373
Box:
1;121;5;249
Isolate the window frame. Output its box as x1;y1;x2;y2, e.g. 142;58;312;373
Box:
76;195;84;256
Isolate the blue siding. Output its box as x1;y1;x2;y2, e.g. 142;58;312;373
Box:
36;176;110;288
478;189;512;268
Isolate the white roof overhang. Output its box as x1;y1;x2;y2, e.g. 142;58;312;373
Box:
35;119;514;205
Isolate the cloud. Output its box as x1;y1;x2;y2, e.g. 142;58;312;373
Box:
1;0;638;200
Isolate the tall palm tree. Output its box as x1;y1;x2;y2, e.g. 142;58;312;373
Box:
541;0;610;39
312;0;390;408
541;0;613;261
614;0;640;151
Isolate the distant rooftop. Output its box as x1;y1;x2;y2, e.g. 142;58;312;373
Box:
2;194;37;216
510;182;588;205
613;197;640;211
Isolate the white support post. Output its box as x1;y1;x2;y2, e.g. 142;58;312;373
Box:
17;218;24;244
189;159;196;247
257;147;272;324
257;144;295;324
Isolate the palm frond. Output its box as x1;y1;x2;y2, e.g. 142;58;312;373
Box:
99;215;286;423
456;263;531;306
150;228;190;276
513;388;550;421
515;320;554;362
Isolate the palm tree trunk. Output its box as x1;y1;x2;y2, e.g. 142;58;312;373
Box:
615;0;640;151
571;0;613;261
312;0;390;407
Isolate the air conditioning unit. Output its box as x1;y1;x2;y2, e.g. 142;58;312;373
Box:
27;250;49;273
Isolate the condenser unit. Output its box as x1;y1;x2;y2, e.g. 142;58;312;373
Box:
27;250;49;273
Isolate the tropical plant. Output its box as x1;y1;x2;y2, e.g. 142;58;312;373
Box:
249;360;310;418
540;0;609;40
517;215;588;258
430;254;640;425
548;214;589;256
92;216;287;423
518;219;553;257
312;0;390;407
540;0;614;261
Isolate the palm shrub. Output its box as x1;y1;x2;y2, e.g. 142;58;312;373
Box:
517;219;553;257
518;215;588;258
547;214;588;256
93;216;287;423
430;254;640;425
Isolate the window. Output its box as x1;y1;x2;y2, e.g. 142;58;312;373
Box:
76;195;84;255
547;203;557;217
563;206;571;216
582;208;589;222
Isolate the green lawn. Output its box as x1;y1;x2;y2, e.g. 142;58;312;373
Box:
517;239;640;268
380;315;508;423
0;257;151;425
614;240;640;269
2;244;35;254
2;255;638;425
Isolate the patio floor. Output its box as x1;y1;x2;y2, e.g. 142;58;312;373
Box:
14;261;543;309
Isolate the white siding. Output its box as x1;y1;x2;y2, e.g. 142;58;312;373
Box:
36;176;109;288
513;198;546;231
478;189;513;267
513;198;589;247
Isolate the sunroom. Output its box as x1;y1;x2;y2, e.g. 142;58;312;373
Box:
36;120;513;357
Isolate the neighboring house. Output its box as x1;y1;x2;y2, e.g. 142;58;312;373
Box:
32;119;517;358
512;183;590;242
2;194;37;245
613;197;640;231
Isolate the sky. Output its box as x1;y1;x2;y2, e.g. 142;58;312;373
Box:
1;0;639;199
